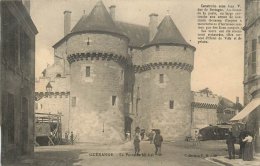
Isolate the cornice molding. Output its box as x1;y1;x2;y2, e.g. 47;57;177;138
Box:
67;52;128;66
134;62;193;73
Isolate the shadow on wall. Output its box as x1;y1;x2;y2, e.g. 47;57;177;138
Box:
33;150;84;166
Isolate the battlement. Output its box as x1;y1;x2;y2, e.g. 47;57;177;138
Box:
192;89;219;106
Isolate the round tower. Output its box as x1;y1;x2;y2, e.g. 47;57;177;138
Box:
134;15;195;140
66;1;129;143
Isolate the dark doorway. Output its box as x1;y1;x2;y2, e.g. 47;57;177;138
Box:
125;117;133;139
21;97;29;154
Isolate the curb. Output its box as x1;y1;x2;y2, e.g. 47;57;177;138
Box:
205;157;233;166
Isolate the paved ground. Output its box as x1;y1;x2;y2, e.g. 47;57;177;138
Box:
7;140;255;166
30;140;229;166
208;153;260;166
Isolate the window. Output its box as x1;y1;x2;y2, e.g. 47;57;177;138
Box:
159;74;164;83
112;96;117;106
156;45;160;51
184;46;187;51
20;30;31;74
86;66;90;77
7;93;15;144
252;39;257;75
21;97;29;149
71;97;76;107
169;100;174;109
35;103;38;110
87;37;90;45
3;7;19;68
121;70;124;81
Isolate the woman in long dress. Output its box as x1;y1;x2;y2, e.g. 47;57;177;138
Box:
242;134;253;161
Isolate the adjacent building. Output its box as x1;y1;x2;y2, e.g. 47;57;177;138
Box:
0;0;38;163
231;0;260;153
192;88;242;136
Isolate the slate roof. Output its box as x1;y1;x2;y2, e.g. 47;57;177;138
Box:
149;15;193;49
71;1;125;36
115;21;149;47
54;1;194;50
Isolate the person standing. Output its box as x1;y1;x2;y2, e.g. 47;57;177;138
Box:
133;134;140;155
242;133;253;161
149;130;154;144
70;131;74;145
65;132;69;143
154;130;163;155
238;131;246;159
226;131;236;159
194;131;201;146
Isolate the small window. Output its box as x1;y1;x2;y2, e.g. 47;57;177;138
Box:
121;70;124;80
40;104;43;109
184;46;187;50
87;37;90;45
112;96;117;106
159;74;164;83
56;74;61;77
35;103;38;110
72;97;76;107
156;45;160;51
86;66;90;77
169;100;174;109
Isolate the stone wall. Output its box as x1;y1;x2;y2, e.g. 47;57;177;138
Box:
244;0;260;152
133;45;194;141
35;95;70;135
1;2;37;161
68;33;128;143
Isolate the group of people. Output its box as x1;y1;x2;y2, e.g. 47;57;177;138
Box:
133;127;163;156
226;131;254;161
65;131;74;145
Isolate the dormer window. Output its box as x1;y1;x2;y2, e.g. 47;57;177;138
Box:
46;82;52;92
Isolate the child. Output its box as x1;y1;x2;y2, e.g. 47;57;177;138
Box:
134;134;140;155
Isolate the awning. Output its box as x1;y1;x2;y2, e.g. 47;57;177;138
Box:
230;98;260;122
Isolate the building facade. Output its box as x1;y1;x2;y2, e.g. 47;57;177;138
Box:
0;0;38;163
243;0;260;152
191;88;241;137
35;1;196;143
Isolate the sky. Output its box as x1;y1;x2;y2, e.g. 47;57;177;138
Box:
30;0;245;103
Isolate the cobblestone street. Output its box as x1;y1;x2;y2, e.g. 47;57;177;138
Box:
31;140;229;166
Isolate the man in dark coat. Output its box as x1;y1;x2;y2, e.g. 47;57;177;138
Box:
70;131;74;145
154;130;163;155
239;131;246;159
226;131;236;159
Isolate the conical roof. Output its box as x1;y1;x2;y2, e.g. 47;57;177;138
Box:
149;15;191;47
71;1;125;36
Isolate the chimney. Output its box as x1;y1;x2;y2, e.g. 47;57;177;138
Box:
109;5;116;20
149;13;158;42
23;0;30;15
236;97;239;104
64;10;72;36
